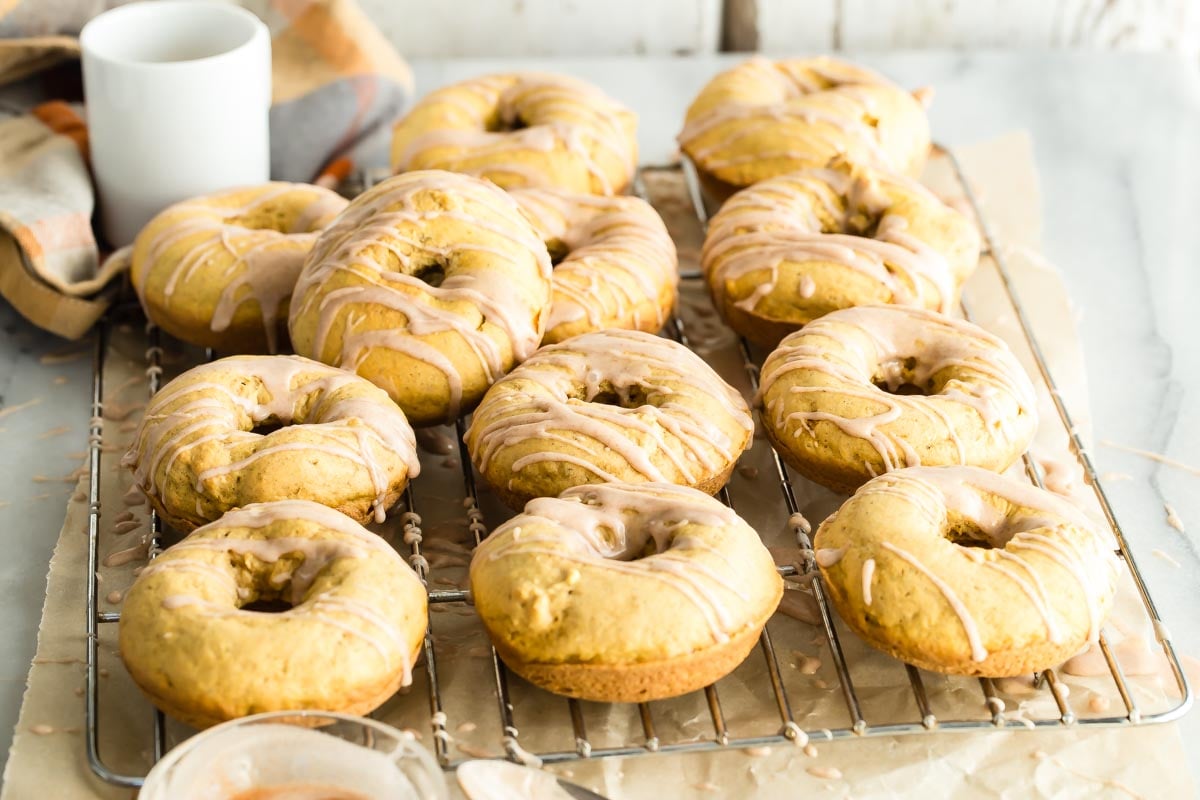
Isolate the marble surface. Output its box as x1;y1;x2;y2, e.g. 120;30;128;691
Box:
1;51;1198;781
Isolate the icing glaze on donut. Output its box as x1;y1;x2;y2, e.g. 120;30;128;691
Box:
133;184;348;353
393;73;636;195
478;483;750;640
468;330;752;486
289;171;552;420
759;305;1037;473
123;357;419;524
859;467;1117;648
510;188;678;341
679;56;930;187
703;167;963;319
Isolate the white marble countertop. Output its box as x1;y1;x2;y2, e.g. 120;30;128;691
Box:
2;50;1198;783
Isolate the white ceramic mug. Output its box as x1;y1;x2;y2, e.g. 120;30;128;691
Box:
81;0;271;247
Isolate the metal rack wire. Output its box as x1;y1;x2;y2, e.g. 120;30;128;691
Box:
84;152;1192;788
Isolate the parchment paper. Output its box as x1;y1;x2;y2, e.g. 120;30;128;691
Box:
2;133;1192;800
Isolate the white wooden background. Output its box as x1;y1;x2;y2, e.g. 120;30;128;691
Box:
359;0;1199;58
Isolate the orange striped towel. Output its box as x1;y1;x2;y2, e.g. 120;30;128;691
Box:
0;0;413;339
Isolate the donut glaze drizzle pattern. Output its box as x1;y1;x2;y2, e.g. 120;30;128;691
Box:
288;170;552;425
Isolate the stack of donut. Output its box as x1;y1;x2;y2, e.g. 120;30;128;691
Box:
115;59;1114;735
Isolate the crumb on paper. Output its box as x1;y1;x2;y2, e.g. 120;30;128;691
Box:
37;425;70;439
1100;471;1132;482
806;766;842;780
1152;549;1181;568
742;746;771;758
38;349;86;365
1165;504;1185;533
692;782;720;793
53;376;68;385
0;397;43;420
456;721;477;734
804;743;819;758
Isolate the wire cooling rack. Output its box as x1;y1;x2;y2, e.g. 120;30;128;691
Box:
84;152;1193;788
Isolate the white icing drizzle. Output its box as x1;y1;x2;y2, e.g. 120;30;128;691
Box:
861;558;875;606
467;330;753;490
759;304;1037;474
132;183;348;353
392;72;637;195
122;356;419;524
880;541;988;662
476;483;752;641
702;166;973;329
510;188;678;341
288;170;552;421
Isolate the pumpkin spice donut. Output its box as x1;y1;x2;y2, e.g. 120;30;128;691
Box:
130;182;348;353
287;170;553;426
814;466;1119;677
758;305;1038;494
391;72;637;195
119;500;428;728
509;187;678;344
679;56;930;199
702;159;980;348
465;329;754;509
470;482;783;702
122;355;420;532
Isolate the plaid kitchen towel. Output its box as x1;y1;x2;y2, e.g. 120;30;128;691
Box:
0;0;413;339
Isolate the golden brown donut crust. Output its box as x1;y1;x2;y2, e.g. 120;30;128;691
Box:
287;170;553;426
391;73;637;195
131;183;348;353
814;467;1119;677
470;483;783;702
758;305;1038;494
119;500;428;729
702;160;980;348
509;188;679;344
122;355;419;532
679;56;930;194
465;329;753;509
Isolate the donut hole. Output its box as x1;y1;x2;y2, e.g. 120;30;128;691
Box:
871;357;932;396
487;110;530;133
249;419;286;437
546;238;571;267
413;261;447;288
240;598;293;613
581;383;651;409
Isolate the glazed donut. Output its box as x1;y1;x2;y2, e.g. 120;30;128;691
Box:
122;355;419;532
391;73;637;195
465;329;754;509
470;482;783;701
287;170;553;426
679;56;930;198
814;466;1119;676
758;305;1038;494
701;160;979;348
131;183;349;353
509;188;678;344
119;500;428;728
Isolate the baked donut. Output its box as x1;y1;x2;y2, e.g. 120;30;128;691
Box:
470;482;783;701
814;466;1119;676
390;73;637;195
131;183;349;353
287;170;552;426
465;329;753;509
119;500;428;728
758;305;1037;494
122;355;419;532
702;160;979;348
509;188;678;344
679;56;930;198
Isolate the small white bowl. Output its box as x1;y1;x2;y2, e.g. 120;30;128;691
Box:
139;711;447;799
